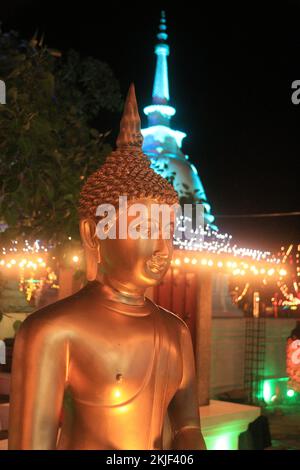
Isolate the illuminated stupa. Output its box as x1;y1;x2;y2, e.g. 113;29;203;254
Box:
141;11;217;230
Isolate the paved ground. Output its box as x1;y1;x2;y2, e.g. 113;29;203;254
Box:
264;406;300;450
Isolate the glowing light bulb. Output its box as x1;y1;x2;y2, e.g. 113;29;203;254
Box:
191;258;197;265
279;269;287;276
184;257;190;264
72;255;79;263
174;258;181;266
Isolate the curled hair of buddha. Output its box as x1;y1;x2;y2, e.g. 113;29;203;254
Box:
79;83;178;220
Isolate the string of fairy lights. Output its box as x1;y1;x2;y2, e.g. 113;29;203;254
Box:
234;283;250;303
0;217;298;315
229;244;300;311
276;244;300;306
0;225;285;280
0;224;298;312
174;223;280;263
1;240;49;270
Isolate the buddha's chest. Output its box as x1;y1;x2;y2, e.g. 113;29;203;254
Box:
68;314;182;407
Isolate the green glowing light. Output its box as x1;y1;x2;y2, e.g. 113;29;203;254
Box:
263;380;272;403
209;433;236;450
287;389;295;398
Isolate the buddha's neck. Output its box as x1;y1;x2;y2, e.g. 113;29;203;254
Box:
95;274;146;307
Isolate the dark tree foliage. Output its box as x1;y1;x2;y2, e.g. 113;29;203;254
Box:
0;28;123;246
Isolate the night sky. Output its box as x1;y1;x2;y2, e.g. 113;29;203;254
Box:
2;0;300;252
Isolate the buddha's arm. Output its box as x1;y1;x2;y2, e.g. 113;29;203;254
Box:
168;323;206;450
8;316;68;449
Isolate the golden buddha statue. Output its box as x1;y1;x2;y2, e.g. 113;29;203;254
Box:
8;84;206;450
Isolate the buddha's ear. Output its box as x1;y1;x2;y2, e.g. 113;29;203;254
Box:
79;218;98;250
79;219;100;281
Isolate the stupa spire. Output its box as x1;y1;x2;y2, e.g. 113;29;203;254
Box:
141;12;218;230
144;11;176;126
157;10;168;42
152;10;170;104
116;83;143;150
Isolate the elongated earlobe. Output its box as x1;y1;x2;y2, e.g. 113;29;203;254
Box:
79;219;100;281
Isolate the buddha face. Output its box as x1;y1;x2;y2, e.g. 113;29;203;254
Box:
97;199;176;290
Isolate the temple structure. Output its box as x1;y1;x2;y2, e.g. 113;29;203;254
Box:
141;11;217;231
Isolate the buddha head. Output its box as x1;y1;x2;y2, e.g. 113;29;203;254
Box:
79;84;179;293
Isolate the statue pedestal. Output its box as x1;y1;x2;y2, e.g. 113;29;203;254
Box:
200;400;261;450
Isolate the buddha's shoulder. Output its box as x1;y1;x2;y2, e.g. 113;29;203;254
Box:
154;305;193;348
155;303;188;333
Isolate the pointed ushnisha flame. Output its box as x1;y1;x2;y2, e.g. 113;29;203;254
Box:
116;83;143;149
79;84;178;220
